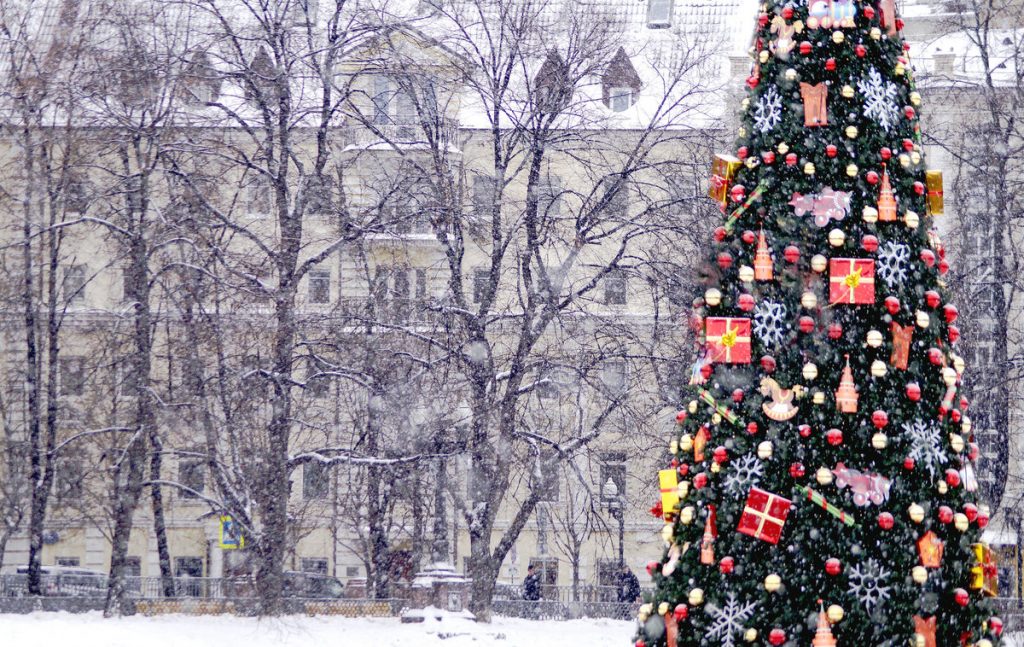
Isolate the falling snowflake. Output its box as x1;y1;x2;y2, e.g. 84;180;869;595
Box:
754;300;788;347
753;86;783;133
706;593;759;647
904;420;948;479
876;241;910;289
848;558;892;611
857;67;902;132
722;455;764;496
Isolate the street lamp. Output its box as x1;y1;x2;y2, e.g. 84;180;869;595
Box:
603;477;625;568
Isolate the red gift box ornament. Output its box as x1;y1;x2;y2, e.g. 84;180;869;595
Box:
737;486;792;544
891;322;913;370
705;317;752;364
800;82;828;127
829;258;875;305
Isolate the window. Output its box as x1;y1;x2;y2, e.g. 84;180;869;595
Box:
646;0;673;27
345;566;360;578
301;558;329;575
600;180;630;218
528;557;558;593
174;557;203;597
64;176;89;213
392;268;410;301
537;176;562;216
55;459;84;501
63;265;87;304
303;461;329;500
56;557;80;567
532;457;560;502
415;269;427;300
600;359;628;395
179;459;205;499
472;268;489;303
372;75;391;125
600;451;627;501
304;175;332;216
306;358;329;398
471;175;495;214
537;366;577;400
245;174;272;217
604;270;627;305
597;560;620;599
60;357;87;397
124;557;142;578
308;269;331;304
609;87;633;113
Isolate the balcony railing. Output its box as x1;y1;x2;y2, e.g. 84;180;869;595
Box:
337;298;440;327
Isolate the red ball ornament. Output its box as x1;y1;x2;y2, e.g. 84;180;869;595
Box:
961;397;970;411
990;616;1004;637
928;348;943;365
720;556;735;574
670;458;678;468
866;170;880;185
904;456;916;470
717;252;734;270
948;325;960;343
855;44;867;58
938;505;954;524
798;424;812;438
825;558;842;576
758;14;769;28
742;229;757;244
675;410;687;423
944;304;959;323
782;6;794;19
964;503;979;522
906;383;921;401
700;363;714;380
878;512;895;530
784;245;800;263
945;468;962;488
905;106;917;120
954;588;970;607
678;464;689;476
880;147;892;161
800;41;812;55
978;511;991;529
921;249;936;267
826;144;838;158
925;290;941;308
872;410;889;429
737;146;749;160
713;227;727;242
746;75;759;89
636;640;646;647
732;388;745;403
769;629;786;646
760;355;776;373
968;443;980;462
827;322;843;339
785;152;798;166
885;296;901;315
646;561;659;575
799;316;815;334
862;235;879;252
713;446;729;464
864;6;876;18
738;293;756;312
694;473;708;489
747;421;759;435
730;185;746;203
896;18;905;30
913;181;926;195
763;151;776;164
903;138;915;152
951;409;962;423
938;258;950;275
673;604;689;621
789;462;805;479
825;58;836;71
826;428;843;446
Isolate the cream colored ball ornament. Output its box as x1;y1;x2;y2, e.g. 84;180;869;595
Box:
661;524;674;542
688;400;698;413
828;228;846;247
812;390;826;405
816;467;833;485
741;98;751;110
679;434;693;453
739;266;755;283
866;329;884;347
909;503;925;523
804;162;817;175
785;68;799;82
962;416;973;434
802;363;819;381
764;573;782;592
937;481;948;495
895;62;906;77
950;433;966;453
680;506;695;525
954;513;969;532
841;85;855;99
912;566;928;584
915;310;930;329
862;206;879;223
757;441;773;459
658;602;670;616
801;291;818;309
953;354;966;374
745;157;759;170
704;288;722;306
911;151;922;165
639;603;653;621
744;629;758;643
827;605;844;624
670;440;679;454
899;153;912;168
777;142;790;154
846;163;859;177
832;31;845;44
870;27;882;40
688;588;704;606
870;360;887;377
845;125;859;139
811;254;828;273
905;210;920;229
710;462;722;474
942;367;958;387
913;634;927;647
978;640;994;647
910;92;922;106
759;50;770;64
872;432;888;449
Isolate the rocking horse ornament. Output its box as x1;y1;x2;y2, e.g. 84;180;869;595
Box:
759;377;803;421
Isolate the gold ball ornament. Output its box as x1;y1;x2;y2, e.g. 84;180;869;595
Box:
680;506;695;524
738;127;747;138
704;288;722;306
915;310;930;329
759;50;770;64
866;330;884;347
688;400;698;413
978;640;994;647
895;62;906;76
899;153;912;168
639;603;652;621
710;462;722;474
862;206;879;223
827;605;844;623
812;390;825;405
802;363;818;381
846;163;859;177
905;210;920;229
845;125;859;139
811;254;828;272
955;513;969;532
911;151;922;165
828;228;846;247
953;354;966;374
688;588;704;606
658;602;670;616
801;291;818;309
745;157;759;170
870;360;887;377
757;441;773;459
744;629;758;643
661;524;674;542
739;265;755;283
816;466;833;485
804;162;816;175
872;432;888;449
777;142;790;154
764;573;782;592
832;31;845;44
909;503;925;523
670;440;679;454
712;413;723;425
912;566;928;584
962;416;973;434
942;367;958;387
841;85;855;99
910;91;922;106
870;27;882;40
785;68;799;82
937;481;948;495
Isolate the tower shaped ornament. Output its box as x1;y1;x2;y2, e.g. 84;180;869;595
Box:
835;355;859;413
754;229;774;281
700;505;718;565
878;166;898;222
813;602;837;647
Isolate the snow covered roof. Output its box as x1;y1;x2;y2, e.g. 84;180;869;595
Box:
911;27;1022;88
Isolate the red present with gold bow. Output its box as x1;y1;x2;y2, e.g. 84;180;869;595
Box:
658;469;680;522
829;258;875;305
737;486;792;544
705;317;751;364
926;170;944;216
709;154;742;206
970;542;998;597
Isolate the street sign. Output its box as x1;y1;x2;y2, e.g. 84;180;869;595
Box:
219;516;244;550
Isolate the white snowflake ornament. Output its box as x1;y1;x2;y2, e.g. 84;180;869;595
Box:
706;593;759;647
848;558;892;610
754;300;788;348
753;87;783;133
858;67;902;132
876;241;910;288
722;455;764;496
903;420;948;478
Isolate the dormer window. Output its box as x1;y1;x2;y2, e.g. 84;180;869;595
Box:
602;48;641;112
535;50;571;114
647;0;673;28
182;51;220;105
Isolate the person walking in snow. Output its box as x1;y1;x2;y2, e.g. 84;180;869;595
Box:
522;564;541;601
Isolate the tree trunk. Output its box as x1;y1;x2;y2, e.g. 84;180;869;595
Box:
148;429;174;597
467;537;497;622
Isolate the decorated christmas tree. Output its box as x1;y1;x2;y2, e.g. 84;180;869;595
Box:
637;3;1003;647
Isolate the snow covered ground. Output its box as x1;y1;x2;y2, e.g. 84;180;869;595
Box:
0;612;636;647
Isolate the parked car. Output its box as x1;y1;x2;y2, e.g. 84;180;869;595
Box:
10;566;108;597
221;571;344;599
